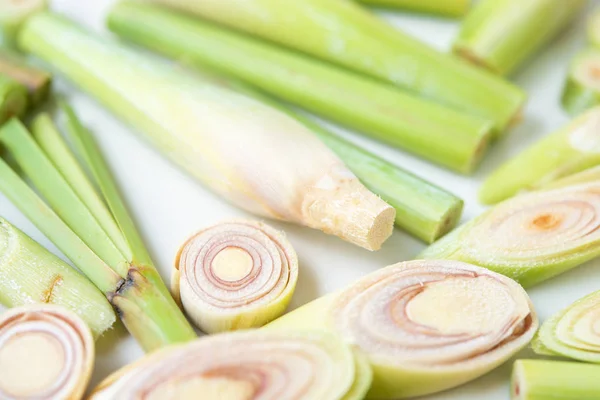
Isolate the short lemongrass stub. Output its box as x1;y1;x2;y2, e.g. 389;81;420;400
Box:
0;304;94;400
90;330;371;400
562;49;600;116
173;220;298;333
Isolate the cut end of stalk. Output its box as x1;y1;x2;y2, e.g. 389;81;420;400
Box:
563;50;600;116
0;79;27;123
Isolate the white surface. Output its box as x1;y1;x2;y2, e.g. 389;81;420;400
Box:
2;1;599;398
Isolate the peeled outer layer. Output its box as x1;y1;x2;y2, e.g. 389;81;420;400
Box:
19;13;395;251
108;1;493;174
0;50;51;106
0;0;46;47
0;304;94;400
454;0;585;76
512;360;600;400
480;107;600;205
540;165;600;191
357;0;470;17
90;330;372;400
533;290;600;363
562;49;600;116
173;220;298;333
423;182;600;287
268;260;537;399
139;0;525;135
0;73;27;123
0;217;115;337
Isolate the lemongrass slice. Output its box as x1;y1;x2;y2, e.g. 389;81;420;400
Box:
89;330;371;400
268;260;537;399
0;0;46;47
562;49;600;116
0;304;94;400
423;182;600;287
173;220;298;333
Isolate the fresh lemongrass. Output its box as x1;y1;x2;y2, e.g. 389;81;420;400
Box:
173;220;299;333
138;0;525;135
0;304;94;400
512;360;600;400
356;0;470;17
562;49;600;116
588;9;600;48
480;107;600;205
268;260;537;399
533;290;600;363
0;73;27;122
0;50;50;106
108;2;492;174
90;330;372;400
454;0;585;76
540;165;600;190
0;217;115;337
0;0;46;47
19;13;395;251
0;114;196;351
422;182;600;287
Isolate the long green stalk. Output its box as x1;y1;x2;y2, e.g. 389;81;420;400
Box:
454;0;585;76
356;0;470;17
562;48;600;116
512;360;600;400
0;73;27;123
480;108;600;205
139;0;525;135
0;49;51;106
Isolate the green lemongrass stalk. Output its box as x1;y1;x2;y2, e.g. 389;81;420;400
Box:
138;0;525;135
454;0;585;76
0;0;46;47
0;117;196;351
480;108;600;205
108;1;493;174
173;220;299;333
562;49;600;116
512;360;600;400
588;9;600;48
0;50;50;106
0;74;26;122
19;13;396;251
422;182;600;287
540;165;600;190
533;290;600;363
267;260;537;399
0;304;94;400
356;0;470;17
0;217;115;336
90;330;372;400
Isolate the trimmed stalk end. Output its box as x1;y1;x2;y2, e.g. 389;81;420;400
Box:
562;48;600;116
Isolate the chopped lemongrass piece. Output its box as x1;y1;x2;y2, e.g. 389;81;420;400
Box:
0;0;46;47
0;49;50;106
356;0;470;17
0;217;115;337
137;0;525;136
173;220;298;333
588;9;600;48
533;290;600;363
89;330;372;400
454;0;585;76
19;12;395;251
108;1;492;173
480;107;600;204
0;73;27;122
423;182;600;287
0;304;94;400
540;165;600;190
512;360;600;400
562;49;600;116
268;260;537;399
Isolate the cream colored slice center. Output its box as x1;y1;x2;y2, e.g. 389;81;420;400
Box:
211;247;254;281
146;376;256;400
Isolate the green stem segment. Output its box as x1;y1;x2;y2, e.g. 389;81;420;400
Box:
356;0;470;17
0;0;47;48
0;49;51;106
588;9;600;48
139;0;525;135
108;2;491;173
512;360;600;400
562;48;600;116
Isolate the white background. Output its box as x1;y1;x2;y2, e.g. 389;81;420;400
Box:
2;1;599;398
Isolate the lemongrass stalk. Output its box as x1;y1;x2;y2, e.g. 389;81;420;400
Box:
0;217;115;336
0;0;46;48
268;260;537;399
480;107;600;205
173;220;298;333
512;360;600;400
540;165;600;190
0;304;94;400
422;182;600;287
0;73;26;122
108;2;492;174
562;49;600;116
0;49;50;106
19;13;395;251
588;9;600;48
356;0;470;17
90;330;372;400
454;0;585;76
138;0;525;135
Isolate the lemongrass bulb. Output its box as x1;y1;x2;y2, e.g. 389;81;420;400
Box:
268;260;537;398
173;220;299;333
0;304;94;400
90;330;371;400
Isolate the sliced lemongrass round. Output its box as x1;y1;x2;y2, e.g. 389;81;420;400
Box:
90;330;371;400
268;260;537;399
0;304;94;400
173;220;298;333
